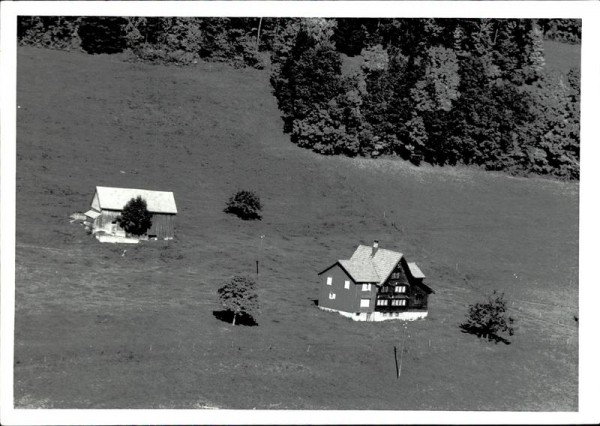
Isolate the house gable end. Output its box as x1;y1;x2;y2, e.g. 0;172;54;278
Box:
91;191;100;211
320;262;361;284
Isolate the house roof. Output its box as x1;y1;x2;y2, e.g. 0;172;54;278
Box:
339;259;379;283
95;186;177;214
320;244;429;287
407;262;425;279
350;245;403;284
321;245;402;284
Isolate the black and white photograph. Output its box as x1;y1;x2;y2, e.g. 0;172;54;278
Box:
1;1;599;424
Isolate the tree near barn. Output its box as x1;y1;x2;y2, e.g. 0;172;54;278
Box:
224;190;263;220
460;291;515;343
217;276;260;326
116;196;153;236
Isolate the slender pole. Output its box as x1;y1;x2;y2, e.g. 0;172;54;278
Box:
398;325;407;378
256;17;263;52
394;346;399;378
256;260;259;276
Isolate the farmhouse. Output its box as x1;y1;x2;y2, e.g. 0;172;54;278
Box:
85;186;177;240
318;241;434;321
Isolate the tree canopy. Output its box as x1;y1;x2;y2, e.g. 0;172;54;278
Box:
117;196;153;237
217;276;260;326
460;291;515;343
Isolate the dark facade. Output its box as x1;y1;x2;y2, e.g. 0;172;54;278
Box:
373;258;429;313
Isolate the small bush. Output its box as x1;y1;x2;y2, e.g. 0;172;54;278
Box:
460;290;515;344
224;190;262;220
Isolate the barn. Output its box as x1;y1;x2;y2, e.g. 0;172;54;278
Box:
85;186;177;240
317;241;434;321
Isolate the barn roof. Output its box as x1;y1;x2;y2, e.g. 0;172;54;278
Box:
95;186;177;214
84;209;101;219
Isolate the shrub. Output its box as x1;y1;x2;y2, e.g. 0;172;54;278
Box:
224;190;262;220
460;291;515;343
217;275;260;325
117;196;153;236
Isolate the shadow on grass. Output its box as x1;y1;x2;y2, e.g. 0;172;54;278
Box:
310;298;318;306
459;324;512;345
212;310;258;327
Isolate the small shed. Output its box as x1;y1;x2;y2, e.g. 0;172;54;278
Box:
88;186;177;240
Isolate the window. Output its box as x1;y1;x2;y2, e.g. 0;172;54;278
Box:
377;299;388;306
362;283;371;291
326;277;332;286
329;292;336;300
360;298;370;308
395;285;406;293
392;299;407;306
391;272;400;279
344;280;350;289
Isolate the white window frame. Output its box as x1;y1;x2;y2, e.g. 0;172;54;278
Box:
329;292;336;300
392;299;407;306
344;280;350;289
360;298;370;308
362;283;371;291
395;285;406;293
377;299;388;306
326;277;332;286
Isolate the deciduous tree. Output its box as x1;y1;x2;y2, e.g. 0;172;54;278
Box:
460;290;515;343
117;196;152;236
217;276;260;326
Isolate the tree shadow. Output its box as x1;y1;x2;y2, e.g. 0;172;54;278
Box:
459;324;512;345
212;310;258;327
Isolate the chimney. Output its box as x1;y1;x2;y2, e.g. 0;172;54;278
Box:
371;240;379;257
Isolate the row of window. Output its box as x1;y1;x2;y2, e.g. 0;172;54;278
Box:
327;277;406;294
328;295;410;308
376;298;407;306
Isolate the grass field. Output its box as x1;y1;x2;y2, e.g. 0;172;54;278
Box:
14;46;578;410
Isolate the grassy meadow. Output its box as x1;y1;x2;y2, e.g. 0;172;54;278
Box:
14;45;578;410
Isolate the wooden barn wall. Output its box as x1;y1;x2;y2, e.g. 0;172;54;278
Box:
95;210;120;229
94;210;175;239
148;214;175;239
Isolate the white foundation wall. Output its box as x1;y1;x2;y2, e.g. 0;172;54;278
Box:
318;306;427;321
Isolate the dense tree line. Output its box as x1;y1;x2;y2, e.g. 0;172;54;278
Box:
18;16;273;67
270;18;580;179
17;17;580;179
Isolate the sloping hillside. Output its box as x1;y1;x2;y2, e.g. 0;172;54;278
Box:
15;47;578;410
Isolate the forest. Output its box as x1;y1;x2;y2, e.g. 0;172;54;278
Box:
18;17;581;179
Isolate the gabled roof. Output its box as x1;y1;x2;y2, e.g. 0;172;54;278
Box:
319;244;430;288
339;259;379;283
94;186;177;214
320;244;403;285
350;245;403;284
